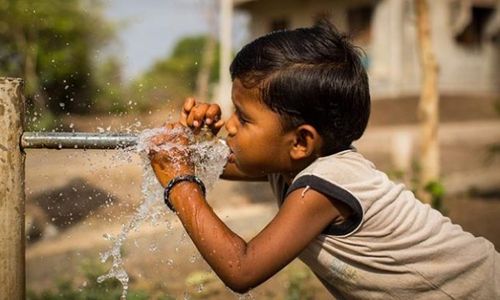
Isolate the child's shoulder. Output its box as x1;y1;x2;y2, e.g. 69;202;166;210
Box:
294;148;378;186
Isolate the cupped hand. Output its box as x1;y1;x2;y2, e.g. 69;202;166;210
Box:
179;97;225;135
149;123;194;187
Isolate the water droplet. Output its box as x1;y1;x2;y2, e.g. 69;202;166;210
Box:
167;259;174;266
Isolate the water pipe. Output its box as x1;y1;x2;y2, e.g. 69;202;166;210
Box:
21;132;138;150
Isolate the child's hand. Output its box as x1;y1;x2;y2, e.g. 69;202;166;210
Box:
179;97;225;135
149;123;194;187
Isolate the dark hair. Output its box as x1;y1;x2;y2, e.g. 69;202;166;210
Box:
230;20;370;155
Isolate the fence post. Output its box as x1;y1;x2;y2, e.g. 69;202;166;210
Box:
0;77;25;300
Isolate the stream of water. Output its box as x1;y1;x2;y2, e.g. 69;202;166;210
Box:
96;126;230;299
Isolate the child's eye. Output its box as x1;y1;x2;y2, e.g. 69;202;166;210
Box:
236;110;249;125
238;116;248;125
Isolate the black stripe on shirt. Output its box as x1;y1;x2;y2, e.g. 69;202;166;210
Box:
285;175;363;236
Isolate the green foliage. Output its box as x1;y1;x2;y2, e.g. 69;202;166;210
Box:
1;0;223;116
425;180;446;214
387;169;405;182
285;267;315;300
93;55;128;113
25;109;57;132
130;35;220;110
490;97;500;158
389;160;447;213
0;0;114;115
27;259;174;300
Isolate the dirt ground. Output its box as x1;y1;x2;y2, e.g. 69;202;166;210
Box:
25;95;500;299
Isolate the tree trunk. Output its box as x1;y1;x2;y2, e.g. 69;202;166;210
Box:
13;27;47;110
414;0;440;204
195;36;216;101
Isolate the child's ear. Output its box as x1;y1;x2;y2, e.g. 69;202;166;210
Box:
290;125;322;160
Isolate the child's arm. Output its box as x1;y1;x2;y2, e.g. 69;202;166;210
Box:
150;132;351;292
179;97;267;182
165;176;349;293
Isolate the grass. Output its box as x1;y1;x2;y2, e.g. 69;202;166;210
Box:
27;259;174;300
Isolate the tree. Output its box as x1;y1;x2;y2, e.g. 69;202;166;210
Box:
414;0;441;205
0;0;114;117
130;35;220;111
93;55;127;113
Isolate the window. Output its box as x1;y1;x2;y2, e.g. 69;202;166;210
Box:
347;5;374;46
455;6;495;48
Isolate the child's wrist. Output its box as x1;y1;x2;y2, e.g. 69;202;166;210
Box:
164;175;206;212
154;166;194;187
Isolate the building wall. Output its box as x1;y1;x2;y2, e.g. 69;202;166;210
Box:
236;0;500;97
430;0;500;94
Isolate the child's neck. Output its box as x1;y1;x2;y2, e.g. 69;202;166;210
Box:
282;154;322;184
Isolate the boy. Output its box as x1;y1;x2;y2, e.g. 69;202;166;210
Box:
149;21;499;298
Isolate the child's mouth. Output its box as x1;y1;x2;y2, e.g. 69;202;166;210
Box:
222;139;236;163
228;152;236;163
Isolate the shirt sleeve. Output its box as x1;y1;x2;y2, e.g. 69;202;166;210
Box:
285;174;364;236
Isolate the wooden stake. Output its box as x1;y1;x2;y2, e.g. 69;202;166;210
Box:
414;0;440;204
0;77;25;300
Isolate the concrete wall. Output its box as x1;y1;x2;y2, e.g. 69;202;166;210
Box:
430;0;500;94
236;0;500;97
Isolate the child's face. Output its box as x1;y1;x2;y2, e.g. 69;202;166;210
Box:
225;79;295;177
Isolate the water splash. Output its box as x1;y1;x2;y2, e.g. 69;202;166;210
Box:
96;165;161;299
97;126;229;299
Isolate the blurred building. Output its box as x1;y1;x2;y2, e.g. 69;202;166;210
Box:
234;0;500;98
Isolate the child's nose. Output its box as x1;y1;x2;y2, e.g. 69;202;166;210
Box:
225;114;238;136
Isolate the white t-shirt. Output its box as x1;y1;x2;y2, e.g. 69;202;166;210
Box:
269;149;499;299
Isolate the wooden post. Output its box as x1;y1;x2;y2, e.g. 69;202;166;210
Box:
0;77;25;300
414;0;440;204
218;0;233;118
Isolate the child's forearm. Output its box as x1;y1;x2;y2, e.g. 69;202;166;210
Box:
169;182;271;292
